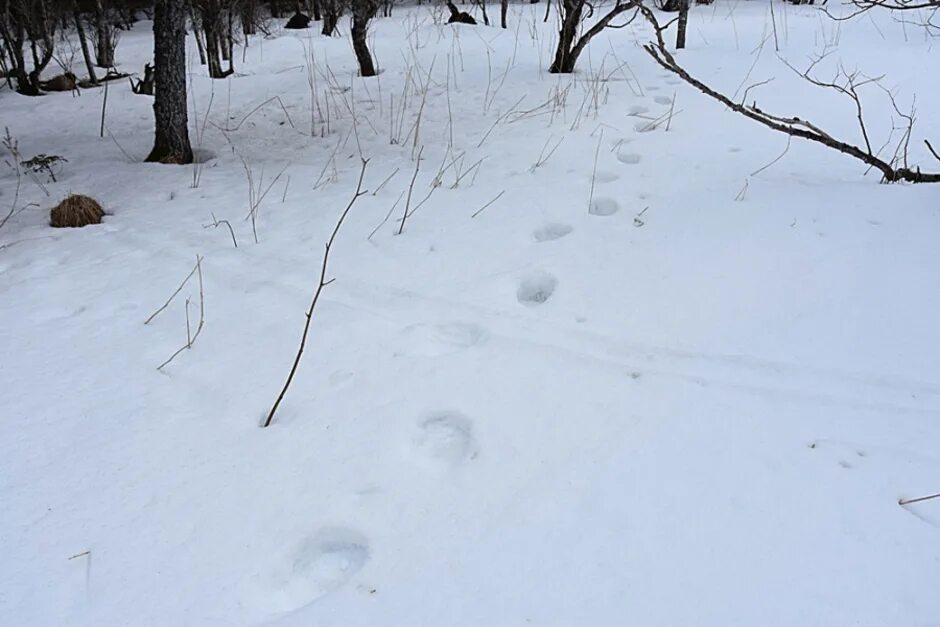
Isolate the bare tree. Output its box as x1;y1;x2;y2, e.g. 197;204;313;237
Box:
192;0;235;78
72;1;98;85
146;0;194;164
675;0;688;48
321;0;344;35
90;0;119;68
549;0;638;73
350;0;377;76
0;0;58;95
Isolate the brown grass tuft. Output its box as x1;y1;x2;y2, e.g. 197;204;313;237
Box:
50;194;104;228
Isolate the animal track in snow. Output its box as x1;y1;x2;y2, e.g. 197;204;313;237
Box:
413;412;478;468
616;152;642;165
267;528;370;612
634;121;657;133
533;223;573;242
646;85;662;91
517;272;558;305
654;95;673;105
628;105;650;116
589;197;621;217
398;322;488;357
594;171;619;183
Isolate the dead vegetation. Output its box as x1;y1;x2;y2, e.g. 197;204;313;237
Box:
49;194;104;228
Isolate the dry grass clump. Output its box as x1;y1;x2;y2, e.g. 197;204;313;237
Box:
49;194;104;228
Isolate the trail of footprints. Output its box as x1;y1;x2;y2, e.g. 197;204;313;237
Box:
264;84;680;611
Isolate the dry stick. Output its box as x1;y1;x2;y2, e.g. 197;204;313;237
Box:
228;96;296;131
588;130;603;214
899;492;940;506
157;256;205;371
145;261;201;325
263;159;369;428
471;190;505;218
281;175;291;203
203;212;238;248
665;92;677;132
99;78;109;139
398;147;423;235
369;190;405;239
751;135;792;177
769;0;780;52
925;139;940;162
372;167;400;196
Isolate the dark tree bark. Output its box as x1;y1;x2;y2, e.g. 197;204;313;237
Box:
476;0;490;25
350;0;377;76
0;0;57;94
93;0;117;67
312;0;323;20
73;7;99;85
146;0;193;165
321;0;340;35
549;0;636;73
240;0;259;34
676;0;688;48
500;0;508;27
196;0;233;78
268;0;287;17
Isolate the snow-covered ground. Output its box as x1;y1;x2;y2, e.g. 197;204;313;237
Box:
2;2;940;625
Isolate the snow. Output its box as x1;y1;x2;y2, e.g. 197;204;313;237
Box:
2;2;940;625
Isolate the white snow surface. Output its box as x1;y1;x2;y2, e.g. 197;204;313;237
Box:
2;3;940;626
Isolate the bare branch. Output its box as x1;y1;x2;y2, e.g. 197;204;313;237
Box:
263;159;370;428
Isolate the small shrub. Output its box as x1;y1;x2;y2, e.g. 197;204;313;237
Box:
50;194;104;228
23;154;67;182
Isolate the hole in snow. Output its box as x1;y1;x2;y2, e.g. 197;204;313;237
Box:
517;272;558;306
654;95;673;105
616;152;642;165
589;197;620;217
413;412;478;467
266;528;370;612
532;223;573;242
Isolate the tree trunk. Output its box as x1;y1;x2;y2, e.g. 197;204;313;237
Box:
549;0;582;73
501;0;508;27
351;0;377;77
190;7;209;65
199;3;233;78
478;0;490;25
321;0;339;35
74;9;99;85
146;0;193;164
0;19;33;95
240;1;258;35
94;1;116;67
313;0;323;20
676;0;688;48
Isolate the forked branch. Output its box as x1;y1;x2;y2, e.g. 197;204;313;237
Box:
638;5;940;183
263;159;369;428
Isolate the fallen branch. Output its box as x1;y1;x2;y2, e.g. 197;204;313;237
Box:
263;159;369;428
899;492;940;506
638;4;940;183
